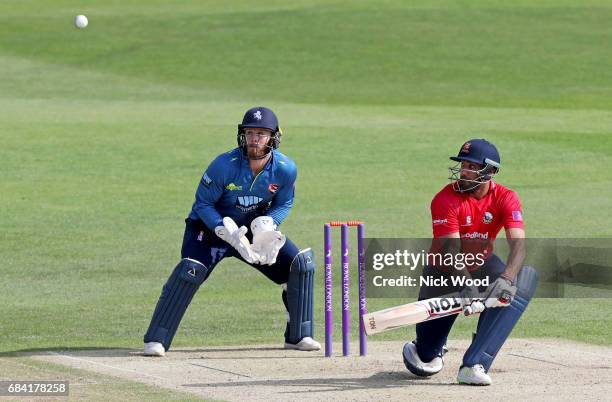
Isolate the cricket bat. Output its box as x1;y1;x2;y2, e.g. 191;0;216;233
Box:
363;295;465;335
363;292;513;335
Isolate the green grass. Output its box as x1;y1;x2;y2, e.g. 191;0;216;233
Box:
0;355;206;401
1;0;612;356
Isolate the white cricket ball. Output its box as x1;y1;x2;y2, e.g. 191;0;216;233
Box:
75;14;88;29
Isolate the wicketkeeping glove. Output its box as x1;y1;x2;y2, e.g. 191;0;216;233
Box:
250;216;286;265
215;217;262;264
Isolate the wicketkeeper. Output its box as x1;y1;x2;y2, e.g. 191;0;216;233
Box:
143;106;320;356
402;139;539;385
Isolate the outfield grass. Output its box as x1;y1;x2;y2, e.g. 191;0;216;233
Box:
1;0;612;354
0;355;206;401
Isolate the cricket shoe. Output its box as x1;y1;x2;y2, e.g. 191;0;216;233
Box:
457;364;492;386
402;341;444;377
284;337;321;351
143;342;165;357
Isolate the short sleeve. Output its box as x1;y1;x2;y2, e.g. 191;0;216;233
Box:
431;191;460;237
501;190;525;230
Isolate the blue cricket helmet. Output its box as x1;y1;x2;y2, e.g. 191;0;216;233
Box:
449;139;501;192
450;139;501;169
237;106;282;155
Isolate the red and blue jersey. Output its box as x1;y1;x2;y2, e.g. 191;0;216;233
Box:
430;182;524;264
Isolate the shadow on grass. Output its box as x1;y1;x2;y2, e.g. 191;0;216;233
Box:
183;371;458;393
171;346;285;353
0;347;136;358
0;345;310;359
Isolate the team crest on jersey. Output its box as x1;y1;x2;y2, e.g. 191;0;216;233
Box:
268;183;279;194
466;215;472;225
483;211;493;224
461;142;471;153
254;110;263;120
236;195;264;212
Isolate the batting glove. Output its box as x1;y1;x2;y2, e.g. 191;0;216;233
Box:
483;277;516;308
459;285;485;316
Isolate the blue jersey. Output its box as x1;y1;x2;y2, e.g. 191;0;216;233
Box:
188;148;297;230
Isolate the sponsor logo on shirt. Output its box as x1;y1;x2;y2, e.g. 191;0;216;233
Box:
226;183;243;191
462;231;489;239
202;173;212;186
268;183;279;194
236;195;264;212
483;211;493;224
433;219;448;225
512;210;523;221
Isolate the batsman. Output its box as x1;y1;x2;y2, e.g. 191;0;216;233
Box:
402;139;539;385
143;106;320;356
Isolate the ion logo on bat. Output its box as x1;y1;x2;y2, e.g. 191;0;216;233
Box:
426;297;462;317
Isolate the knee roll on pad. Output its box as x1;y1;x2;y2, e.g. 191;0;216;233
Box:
144;258;210;350
462;266;539;371
286;248;316;344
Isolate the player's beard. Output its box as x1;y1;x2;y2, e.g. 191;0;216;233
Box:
247;142;270;160
457;177;482;193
